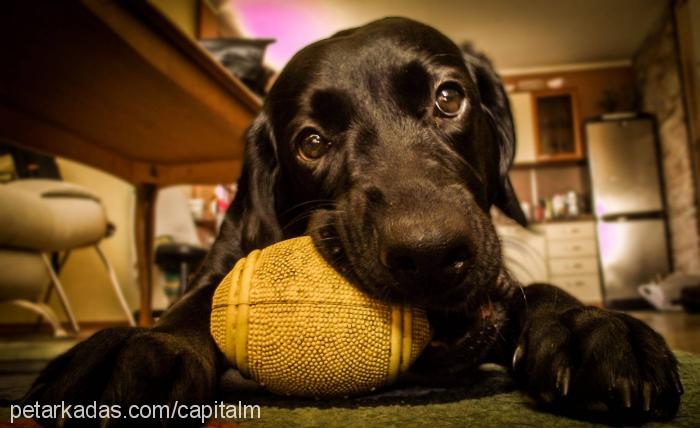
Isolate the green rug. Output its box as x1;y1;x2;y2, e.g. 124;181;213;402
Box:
0;338;78;362
228;352;699;427
0;352;696;426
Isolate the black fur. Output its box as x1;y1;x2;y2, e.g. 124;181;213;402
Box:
25;17;681;426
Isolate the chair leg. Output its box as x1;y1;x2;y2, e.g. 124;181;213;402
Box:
179;261;189;297
10;299;69;337
94;245;136;327
40;253;79;333
41;251;71;304
35;251;71;329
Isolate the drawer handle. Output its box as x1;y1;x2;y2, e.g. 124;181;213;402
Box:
567;263;583;269
574;281;585;287
570;245;582;250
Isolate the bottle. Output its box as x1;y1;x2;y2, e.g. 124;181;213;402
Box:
544;199;553;221
552;194;566;218
534;200;545;222
566;190;580;217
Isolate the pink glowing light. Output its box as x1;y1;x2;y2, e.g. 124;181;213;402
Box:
233;0;338;69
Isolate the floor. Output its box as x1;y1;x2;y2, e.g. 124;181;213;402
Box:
627;310;700;354
0;311;698;404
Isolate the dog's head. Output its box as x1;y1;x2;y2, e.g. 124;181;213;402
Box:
234;17;525;310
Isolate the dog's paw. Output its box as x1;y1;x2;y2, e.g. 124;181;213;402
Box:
23;327;218;427
512;306;682;422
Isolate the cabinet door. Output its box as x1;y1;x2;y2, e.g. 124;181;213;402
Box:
532;90;582;161
532;221;596;240
549;257;599;275
548;239;597;258
508;92;536;164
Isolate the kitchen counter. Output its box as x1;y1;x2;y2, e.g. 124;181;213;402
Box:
527;214;596;225
494;214;595;227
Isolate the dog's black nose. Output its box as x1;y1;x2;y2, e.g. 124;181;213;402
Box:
378;217;473;288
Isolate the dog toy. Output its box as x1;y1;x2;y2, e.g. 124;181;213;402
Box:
210;236;432;397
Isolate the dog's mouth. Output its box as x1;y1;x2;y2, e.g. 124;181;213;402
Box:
307;209;497;310
307;212;365;290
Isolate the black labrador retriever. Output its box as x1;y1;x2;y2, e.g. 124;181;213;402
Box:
25;17;682;426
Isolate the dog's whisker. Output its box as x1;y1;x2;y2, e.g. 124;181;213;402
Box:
282;207;344;232
281;199;337;216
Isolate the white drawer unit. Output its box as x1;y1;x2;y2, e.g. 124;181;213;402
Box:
548;239;597;258
497;221;602;304
535;222;596;240
539;221;602;304
549;257;599;275
550;274;603;303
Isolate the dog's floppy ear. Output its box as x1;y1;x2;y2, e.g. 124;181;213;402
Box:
462;45;527;226
231;112;284;252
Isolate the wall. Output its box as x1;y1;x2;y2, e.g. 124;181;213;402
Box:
55;159;139;322
688;0;700;123
502;66;636;121
634;13;700;274
675;0;700;220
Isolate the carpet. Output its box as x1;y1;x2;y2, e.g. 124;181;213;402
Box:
0;352;696;426
225;352;699;427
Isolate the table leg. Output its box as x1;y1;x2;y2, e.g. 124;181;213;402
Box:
135;183;157;326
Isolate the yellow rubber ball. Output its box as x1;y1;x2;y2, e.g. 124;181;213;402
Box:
210;236;432;398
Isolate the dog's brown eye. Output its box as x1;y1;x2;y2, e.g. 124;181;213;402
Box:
298;132;330;161
435;86;465;117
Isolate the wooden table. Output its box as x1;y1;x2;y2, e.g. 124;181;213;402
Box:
0;0;261;326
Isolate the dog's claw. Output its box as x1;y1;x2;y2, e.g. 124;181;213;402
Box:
512;345;524;370
619;378;632;409
556;366;570;397
674;371;684;394
642;382;652;412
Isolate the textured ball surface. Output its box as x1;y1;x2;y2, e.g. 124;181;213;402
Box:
210;236;432;397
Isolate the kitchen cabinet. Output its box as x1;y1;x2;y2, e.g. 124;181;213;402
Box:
508;89;584;164
497;220;603;304
548;275;602;303
532;89;583;161
532;220;602;304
